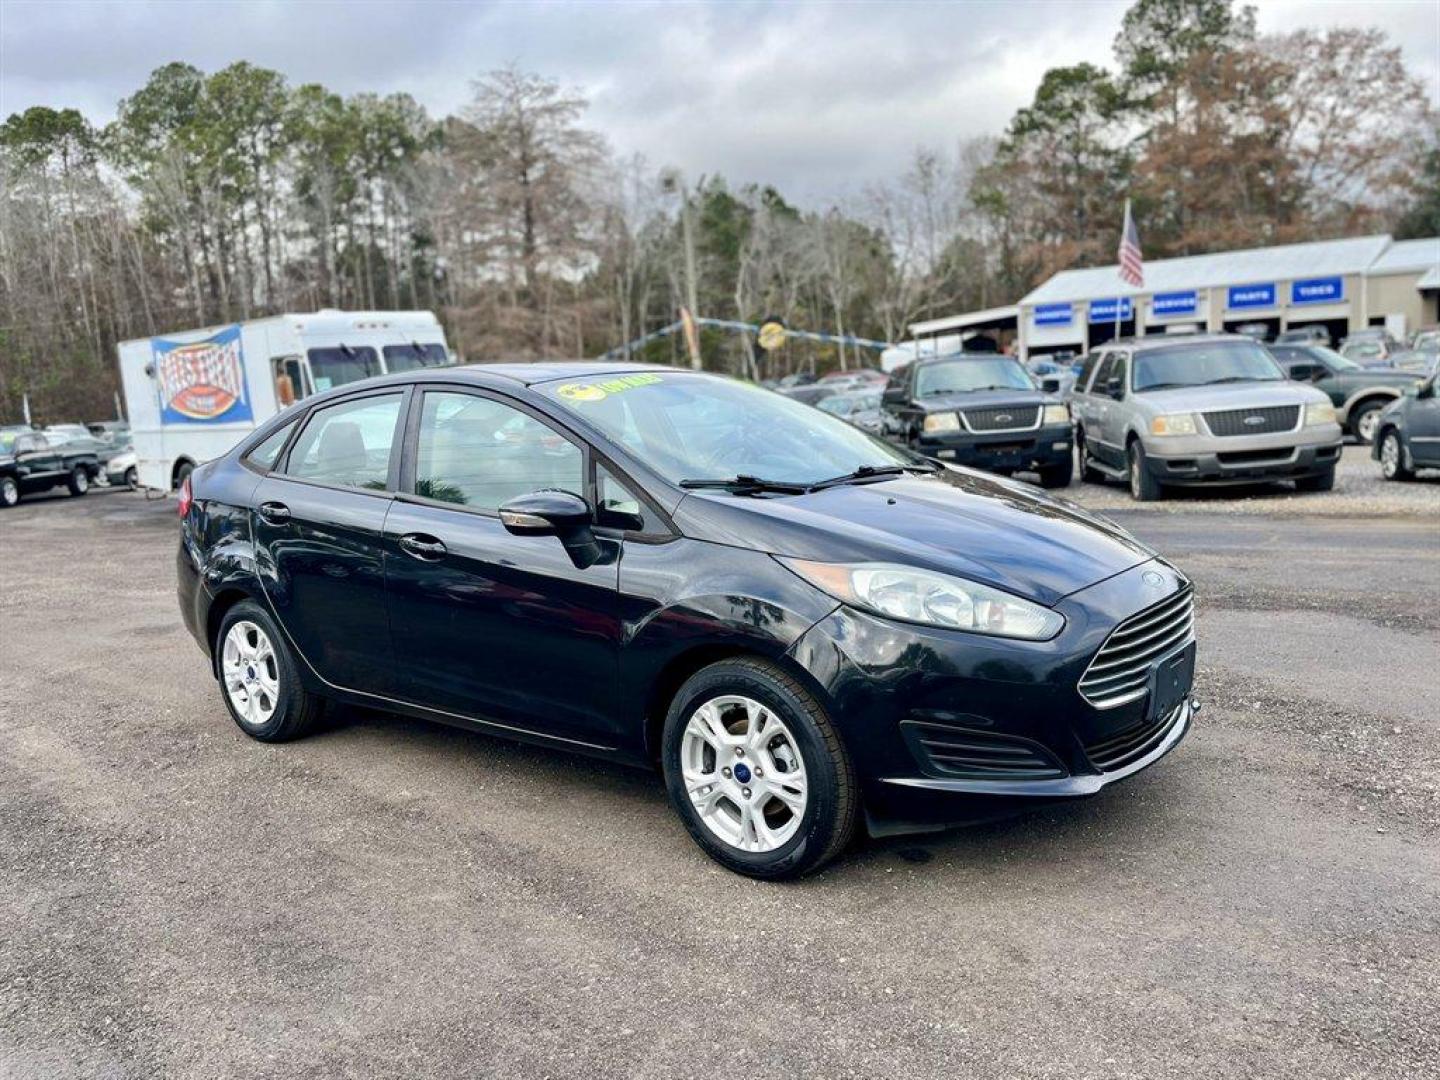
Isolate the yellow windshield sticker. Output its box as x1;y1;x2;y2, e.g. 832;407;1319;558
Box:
556;372;664;402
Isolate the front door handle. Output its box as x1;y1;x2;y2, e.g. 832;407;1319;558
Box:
258;501;291;525
398;533;447;561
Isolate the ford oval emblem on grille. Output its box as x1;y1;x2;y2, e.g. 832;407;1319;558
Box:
1243;415;1266;426
995;413;1013;423
1142;570;1166;588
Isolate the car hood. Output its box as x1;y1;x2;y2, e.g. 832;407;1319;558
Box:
910;389;1058;413
1136;381;1326;410
1341;369;1424;385
674;467;1154;606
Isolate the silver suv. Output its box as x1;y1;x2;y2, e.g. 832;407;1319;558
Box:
1072;334;1343;501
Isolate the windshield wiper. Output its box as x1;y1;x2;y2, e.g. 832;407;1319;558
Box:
807;462;940;492
679;475;810;495
1208;376;1278;384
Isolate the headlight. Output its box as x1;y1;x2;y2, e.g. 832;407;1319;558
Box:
923;412;960;434
779;559;1064;640
1151;413;1198;436
1043;403;1071;425
1304;400;1337;426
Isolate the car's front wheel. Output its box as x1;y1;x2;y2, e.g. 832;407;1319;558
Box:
1127;441;1163;501
0;475;19;508
124;466;139;490
1379;430;1414;482
1037;458;1073;489
1350;401;1385;445
662;658;858;879
1295;466;1336;493
215;600;323;742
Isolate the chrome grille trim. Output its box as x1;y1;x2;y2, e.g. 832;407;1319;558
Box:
1202;405;1301;437
1078;586;1195;709
960;406;1042;433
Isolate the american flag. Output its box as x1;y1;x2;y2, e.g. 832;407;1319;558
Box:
1118;199;1144;288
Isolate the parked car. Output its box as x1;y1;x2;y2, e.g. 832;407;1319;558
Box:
1372;374;1440;481
1233;322;1272;343
1025;358;1077;398
1342;327;1401;350
815;389;883;434
777;384;841;407
178;362;1197;879
45;424;127;465
880;353;1073;488
0;429;102;507
1071;334;1342;501
1274;325;1331;347
1267;343;1426;444
818;368;886;389
105;448;140;489
1383;350;1439;375
1410;327;1439;353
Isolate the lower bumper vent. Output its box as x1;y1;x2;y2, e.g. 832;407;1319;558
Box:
901;717;1066;781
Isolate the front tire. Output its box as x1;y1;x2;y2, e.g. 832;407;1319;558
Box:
1350;400;1385;445
1037;458;1073;489
124;466;139;490
1379;430;1414;481
215;600;323;742
1295;466;1336;493
662;658;858;879
1127;440;1163;502
66;466;89;497
0;475;19;508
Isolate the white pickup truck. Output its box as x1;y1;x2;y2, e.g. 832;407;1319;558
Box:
118;310;450;493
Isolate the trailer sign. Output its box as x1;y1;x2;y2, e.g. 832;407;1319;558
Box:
153;325;252;425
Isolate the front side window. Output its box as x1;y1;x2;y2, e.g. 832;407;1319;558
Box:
383;343;448;373
246;421;297;471
1090;353;1118;393
540;371;911;487
915;358;1034;397
283;393;402;490
412;391;583;511
307;346;381;392
1132;341;1285;392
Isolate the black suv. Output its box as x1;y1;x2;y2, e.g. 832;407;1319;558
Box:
881;354;1074;487
1269;343;1426;444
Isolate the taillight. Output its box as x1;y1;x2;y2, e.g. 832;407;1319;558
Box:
177;474;193;518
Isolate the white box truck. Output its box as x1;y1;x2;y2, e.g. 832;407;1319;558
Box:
118;310;450;492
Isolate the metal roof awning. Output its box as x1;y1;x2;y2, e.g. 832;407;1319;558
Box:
909;305;1018;337
1417;265;1440;292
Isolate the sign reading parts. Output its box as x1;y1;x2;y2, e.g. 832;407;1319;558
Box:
1227;283;1277;311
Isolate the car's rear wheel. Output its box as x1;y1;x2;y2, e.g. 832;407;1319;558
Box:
124;466;139;490
1077;428;1104;483
66;466;89;497
662;658;857;879
1127;441;1162;502
215;600;323;742
1295;466;1336;493
1379;431;1413;481
1350;401;1385;445
0;476;19;508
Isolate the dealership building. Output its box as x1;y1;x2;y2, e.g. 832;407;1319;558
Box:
908;233;1439;360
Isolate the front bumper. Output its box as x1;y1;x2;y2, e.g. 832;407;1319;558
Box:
917;423;1073;472
1145;440;1342;485
786;559;1196;835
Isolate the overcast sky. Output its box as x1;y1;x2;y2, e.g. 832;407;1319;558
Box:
2;0;1436;203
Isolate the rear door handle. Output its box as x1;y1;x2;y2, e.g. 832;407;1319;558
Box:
258;501;291;525
398;533;447;561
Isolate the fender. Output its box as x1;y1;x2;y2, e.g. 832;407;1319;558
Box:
1338;386;1400;425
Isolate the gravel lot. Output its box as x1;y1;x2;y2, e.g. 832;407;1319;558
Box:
2;457;1437;1079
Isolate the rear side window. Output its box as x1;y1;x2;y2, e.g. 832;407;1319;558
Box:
412;391;583;511
1076;352;1100;390
245;421;296;471
1090;353;1118;392
283;394;403;491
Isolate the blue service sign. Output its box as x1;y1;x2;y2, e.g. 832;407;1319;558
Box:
1088;297;1134;324
1228;283;1276;310
1291;276;1344;306
1034;303;1073;327
1151;290;1198;317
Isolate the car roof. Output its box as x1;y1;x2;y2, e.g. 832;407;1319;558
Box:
451;361;678;386
1107;333;1256;352
911;352;1017;366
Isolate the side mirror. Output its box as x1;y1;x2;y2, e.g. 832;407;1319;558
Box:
1041;377;1062;393
881;386;906;406
499;489;603;567
1418;380;1436;400
1105;376;1124;399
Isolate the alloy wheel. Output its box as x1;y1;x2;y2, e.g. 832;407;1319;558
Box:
1128;450;1142;498
1380;433;1401;478
221;620;281;728
74;469;88;493
1;477;17;506
680;695;808;853
1357;408;1381;444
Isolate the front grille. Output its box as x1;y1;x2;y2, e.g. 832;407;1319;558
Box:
962;405;1040;432
901;718;1066;781
1078;586;1195;709
1203;405;1299;437
1216;448;1296;466
1082;701;1186;772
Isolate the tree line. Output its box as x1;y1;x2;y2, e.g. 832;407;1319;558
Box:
1;0;1435;423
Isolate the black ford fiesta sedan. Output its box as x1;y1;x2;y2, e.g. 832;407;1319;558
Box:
177;363;1197;878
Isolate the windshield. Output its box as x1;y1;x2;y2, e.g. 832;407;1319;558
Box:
539;371;911;486
1304;346;1359;372
383;343;448;373
307;346;381;391
915;358;1034;396
1132;340;1284;391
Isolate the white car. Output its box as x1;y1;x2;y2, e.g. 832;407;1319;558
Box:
105;449;139;489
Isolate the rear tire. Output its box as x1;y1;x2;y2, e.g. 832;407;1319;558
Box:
215;600;324;742
1295;466;1336;493
0;475;18;508
124;466;139;490
1077;429;1105;483
662;657;858;880
1127;441;1162;502
1379;430;1414;482
66;466;89;497
1037;459;1073;489
174;461;194;491
1349;401;1385;445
